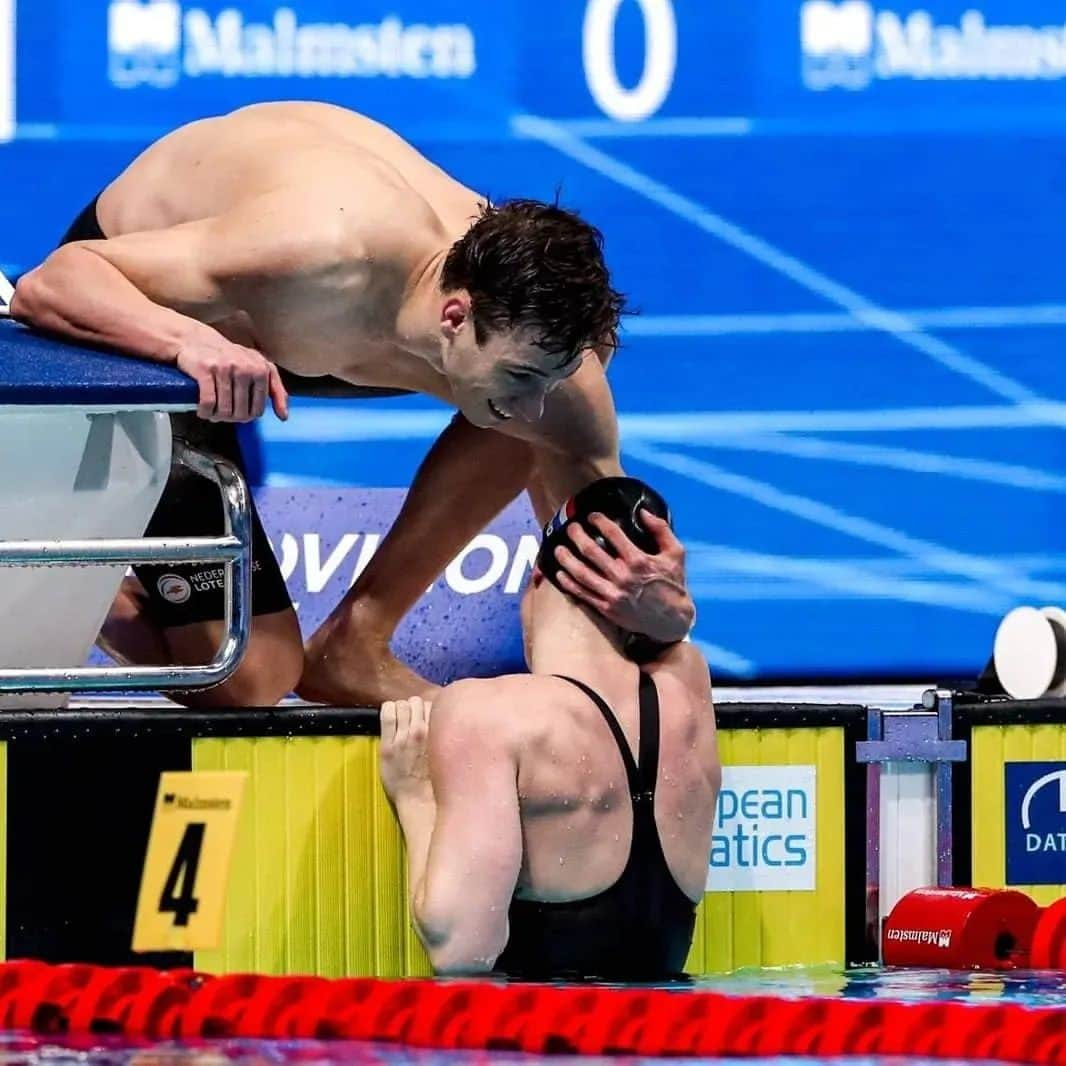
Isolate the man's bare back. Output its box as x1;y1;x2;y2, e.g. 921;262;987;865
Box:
102;102;477;240
19;100;623;436
100;103;481;398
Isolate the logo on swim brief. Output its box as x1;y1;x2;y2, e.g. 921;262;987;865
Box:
157;573;192;605
107;0;477;88
1005;762;1066;885
801;2;1066;91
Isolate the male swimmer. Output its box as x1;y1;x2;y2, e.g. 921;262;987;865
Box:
11;102;693;708
379;478;719;979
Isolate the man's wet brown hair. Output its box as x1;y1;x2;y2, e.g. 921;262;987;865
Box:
441;199;626;365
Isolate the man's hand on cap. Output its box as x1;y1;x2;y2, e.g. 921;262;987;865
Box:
553;509;694;643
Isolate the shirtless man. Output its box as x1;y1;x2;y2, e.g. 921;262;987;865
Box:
11;102;693;708
379;478;719;979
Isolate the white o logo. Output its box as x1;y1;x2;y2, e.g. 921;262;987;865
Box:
583;0;677;122
446;535;510;595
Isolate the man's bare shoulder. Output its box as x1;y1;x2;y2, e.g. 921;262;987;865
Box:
215;163;442;282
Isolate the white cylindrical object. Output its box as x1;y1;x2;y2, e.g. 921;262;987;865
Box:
994;606;1061;700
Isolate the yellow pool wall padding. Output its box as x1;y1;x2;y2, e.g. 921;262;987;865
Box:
193;727;846;977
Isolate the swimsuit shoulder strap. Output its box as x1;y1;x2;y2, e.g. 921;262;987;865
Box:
636;670;661;805
554;675;642;800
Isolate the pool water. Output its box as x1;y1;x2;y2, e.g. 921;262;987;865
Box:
688;965;1066;1008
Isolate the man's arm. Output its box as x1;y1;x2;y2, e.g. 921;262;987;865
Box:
489;350;621;501
8;192;324;420
12;224;219;363
380;685;522;974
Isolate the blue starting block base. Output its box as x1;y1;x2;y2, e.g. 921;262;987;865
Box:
0;319;196;409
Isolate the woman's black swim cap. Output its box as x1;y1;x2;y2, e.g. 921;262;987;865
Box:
536;476;671;591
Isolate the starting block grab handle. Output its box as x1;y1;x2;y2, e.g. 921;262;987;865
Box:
0;441;252;693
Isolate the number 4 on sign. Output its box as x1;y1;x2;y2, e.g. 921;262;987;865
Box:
133;771;246;953
160;822;205;926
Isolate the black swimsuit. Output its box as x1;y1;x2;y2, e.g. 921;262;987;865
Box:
494;672;697;981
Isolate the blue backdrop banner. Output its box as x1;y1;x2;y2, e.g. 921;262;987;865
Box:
5;1;1066;683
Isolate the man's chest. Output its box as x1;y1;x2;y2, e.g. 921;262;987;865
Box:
214;304;449;399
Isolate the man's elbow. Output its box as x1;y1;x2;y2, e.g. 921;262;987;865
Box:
10;253;74;327
9;268;46;324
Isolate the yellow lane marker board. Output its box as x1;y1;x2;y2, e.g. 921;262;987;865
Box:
133;771;247;953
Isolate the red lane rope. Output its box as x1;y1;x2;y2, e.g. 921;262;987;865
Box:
0;961;1062;1063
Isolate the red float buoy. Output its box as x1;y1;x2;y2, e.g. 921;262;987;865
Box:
883;887;1039;970
1030;897;1066;970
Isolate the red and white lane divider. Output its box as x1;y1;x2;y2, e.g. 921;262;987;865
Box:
0;950;1063;1063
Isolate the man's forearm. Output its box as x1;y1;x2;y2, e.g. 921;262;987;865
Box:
315;417;534;626
11;245;202;364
